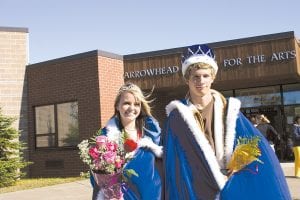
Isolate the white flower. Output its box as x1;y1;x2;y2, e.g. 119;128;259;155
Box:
78;140;92;165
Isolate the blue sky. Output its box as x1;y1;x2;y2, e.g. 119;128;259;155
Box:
1;0;299;64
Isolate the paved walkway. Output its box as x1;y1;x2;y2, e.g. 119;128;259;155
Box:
281;162;300;200
0;179;91;200
0;163;299;200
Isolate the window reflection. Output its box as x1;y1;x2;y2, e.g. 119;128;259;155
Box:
35;105;55;135
235;86;281;108
36;135;55;147
57;102;79;147
34;102;79;148
282;83;300;105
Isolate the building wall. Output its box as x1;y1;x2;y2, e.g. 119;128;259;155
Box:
295;38;300;76
213;34;298;90
27;50;123;177
27;51;98;177
0;27;28;154
124;31;300;118
124;32;299;92
151;86;187;126
124;53;182;90
98;53;124;127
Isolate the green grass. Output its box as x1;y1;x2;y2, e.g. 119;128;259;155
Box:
0;177;85;194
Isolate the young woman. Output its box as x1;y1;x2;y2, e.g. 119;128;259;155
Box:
256;114;280;151
92;82;162;200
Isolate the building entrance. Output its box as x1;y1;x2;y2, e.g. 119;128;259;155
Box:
241;106;288;161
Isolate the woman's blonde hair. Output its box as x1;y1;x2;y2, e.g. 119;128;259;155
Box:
114;82;153;131
183;62;216;81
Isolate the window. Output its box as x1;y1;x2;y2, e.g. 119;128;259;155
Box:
283;83;300;151
282;83;300;105
57;102;79;147
235;86;281;108
35;101;79;148
35;105;55;147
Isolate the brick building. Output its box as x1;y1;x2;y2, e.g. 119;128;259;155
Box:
26;51;123;177
1;26;299;177
26;31;300;177
0;27;28;158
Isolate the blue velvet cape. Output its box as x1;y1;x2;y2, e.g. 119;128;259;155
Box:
92;116;162;200
163;98;291;200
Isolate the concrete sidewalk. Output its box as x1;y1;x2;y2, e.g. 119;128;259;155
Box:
281;162;300;200
0;179;92;200
0;163;299;200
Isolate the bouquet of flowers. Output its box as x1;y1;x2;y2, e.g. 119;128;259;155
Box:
78;130;138;200
227;136;263;176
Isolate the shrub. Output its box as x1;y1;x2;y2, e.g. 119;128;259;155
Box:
0;108;31;187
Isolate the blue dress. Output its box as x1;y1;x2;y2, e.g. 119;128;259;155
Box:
163;94;291;200
92;116;162;200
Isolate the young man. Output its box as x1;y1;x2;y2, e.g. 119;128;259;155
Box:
163;44;291;199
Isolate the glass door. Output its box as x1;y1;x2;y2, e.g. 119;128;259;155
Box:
241;106;284;160
283;105;300;161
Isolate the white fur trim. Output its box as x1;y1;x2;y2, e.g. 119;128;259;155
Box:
138;137;163;158
105;118;122;143
165;100;226;189
105;118;163;158
224;97;241;166
212;92;225;169
182;54;218;76
166;101;176;116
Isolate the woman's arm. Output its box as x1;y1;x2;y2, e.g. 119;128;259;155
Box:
268;124;280;141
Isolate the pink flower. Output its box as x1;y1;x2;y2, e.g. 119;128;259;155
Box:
103;151;117;164
89;146;99;160
78;130;139;184
94;159;104;171
106;141;117;151
96;135;107;148
115;156;124;169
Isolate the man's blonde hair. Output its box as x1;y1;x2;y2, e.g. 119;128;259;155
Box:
183;62;216;81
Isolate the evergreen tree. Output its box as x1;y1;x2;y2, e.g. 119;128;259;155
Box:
0;108;31;187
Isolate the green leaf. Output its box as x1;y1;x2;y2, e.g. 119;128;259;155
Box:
124;169;139;178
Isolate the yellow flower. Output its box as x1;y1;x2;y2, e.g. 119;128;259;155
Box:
227;136;263;173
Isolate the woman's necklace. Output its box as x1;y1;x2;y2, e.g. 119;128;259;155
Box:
124;127;139;142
